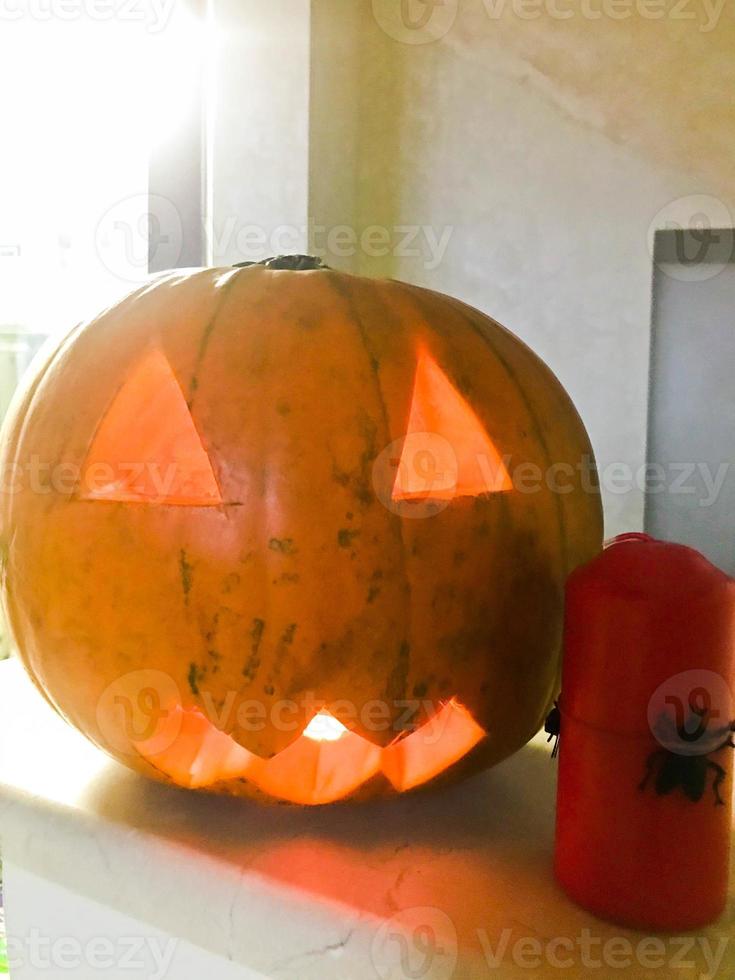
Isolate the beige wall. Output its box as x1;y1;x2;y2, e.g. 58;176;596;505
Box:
350;1;735;535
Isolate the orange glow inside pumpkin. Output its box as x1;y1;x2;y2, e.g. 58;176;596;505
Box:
81;346;510;507
382;701;487;792
393;349;512;501
135;701;485;804
80;349;222;506
303;711;350;741
82;346;490;801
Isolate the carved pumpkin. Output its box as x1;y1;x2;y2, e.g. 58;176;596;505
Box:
0;256;602;804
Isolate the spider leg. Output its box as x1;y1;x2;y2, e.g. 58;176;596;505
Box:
707;761;727;806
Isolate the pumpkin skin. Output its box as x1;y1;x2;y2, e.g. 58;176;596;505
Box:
0;261;603;803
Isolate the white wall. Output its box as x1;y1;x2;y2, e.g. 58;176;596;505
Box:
351;2;735;536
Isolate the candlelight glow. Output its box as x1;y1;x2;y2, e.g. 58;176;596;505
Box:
136;700;486;804
303;712;349;742
383;700;486;791
81;350;222;506
393;349;513;501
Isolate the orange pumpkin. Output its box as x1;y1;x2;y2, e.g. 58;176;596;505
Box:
0;256;602;804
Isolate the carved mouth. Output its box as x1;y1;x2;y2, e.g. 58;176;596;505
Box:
134;700;486;805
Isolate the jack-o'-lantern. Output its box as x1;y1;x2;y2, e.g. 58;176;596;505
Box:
0;256;602;804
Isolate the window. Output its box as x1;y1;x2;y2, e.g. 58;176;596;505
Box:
0;1;209;412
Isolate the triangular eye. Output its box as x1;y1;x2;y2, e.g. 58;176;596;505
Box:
80;349;222;506
393;349;512;501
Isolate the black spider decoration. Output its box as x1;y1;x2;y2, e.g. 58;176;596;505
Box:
544;701;561;759
639;707;735;806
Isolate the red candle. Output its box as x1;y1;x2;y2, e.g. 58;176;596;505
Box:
555;533;735;930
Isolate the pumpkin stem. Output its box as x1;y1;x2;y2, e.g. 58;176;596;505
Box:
233;255;329;271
